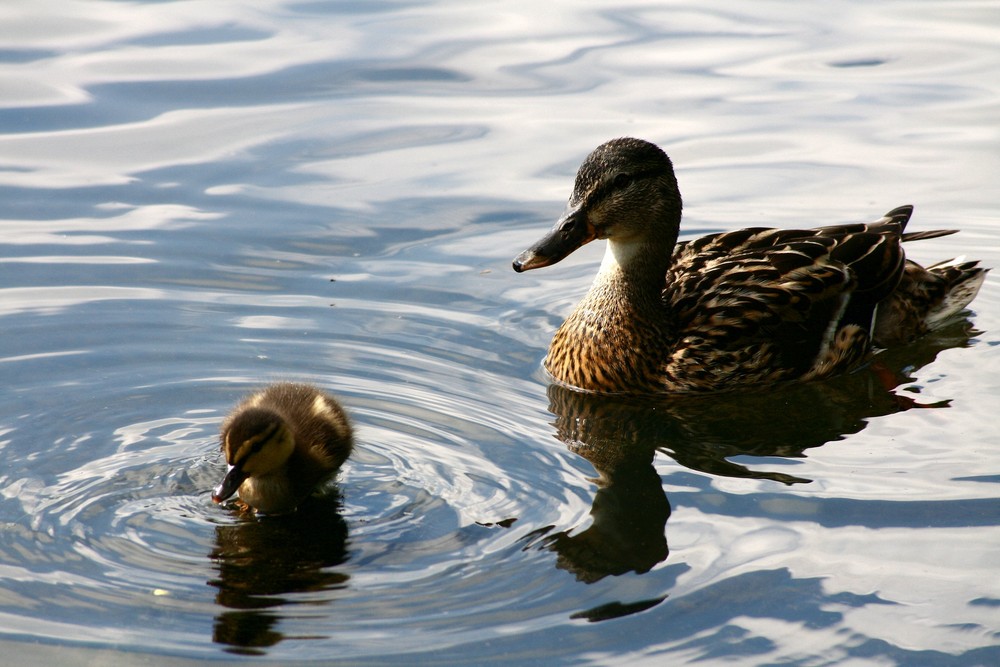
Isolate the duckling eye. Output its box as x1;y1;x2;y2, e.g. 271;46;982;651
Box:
613;173;633;189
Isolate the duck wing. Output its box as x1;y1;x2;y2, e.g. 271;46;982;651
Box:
661;207;918;388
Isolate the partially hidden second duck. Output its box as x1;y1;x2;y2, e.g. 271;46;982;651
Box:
212;382;353;514
513;137;987;394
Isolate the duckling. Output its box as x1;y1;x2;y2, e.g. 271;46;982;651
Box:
212;382;353;514
513;137;987;393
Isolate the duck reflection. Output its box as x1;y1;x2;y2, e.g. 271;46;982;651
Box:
535;408;669;584
208;492;349;655
539;321;979;585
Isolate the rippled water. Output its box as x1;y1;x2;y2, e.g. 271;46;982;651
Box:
1;1;998;665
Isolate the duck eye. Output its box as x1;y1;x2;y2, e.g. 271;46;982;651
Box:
613;173;633;189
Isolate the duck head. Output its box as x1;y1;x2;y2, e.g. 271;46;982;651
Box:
212;408;295;503
513;137;683;273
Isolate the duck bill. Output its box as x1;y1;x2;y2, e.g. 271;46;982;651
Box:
512;207;595;272
212;464;247;503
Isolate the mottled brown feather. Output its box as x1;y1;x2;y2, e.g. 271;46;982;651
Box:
515;138;987;394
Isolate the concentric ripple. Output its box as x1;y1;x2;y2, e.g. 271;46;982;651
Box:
0;230;614;659
2;0;999;664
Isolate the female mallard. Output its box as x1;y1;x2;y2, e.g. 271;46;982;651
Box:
212;382;353;514
513;137;987;394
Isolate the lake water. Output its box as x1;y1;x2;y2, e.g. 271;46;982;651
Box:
1;1;998;665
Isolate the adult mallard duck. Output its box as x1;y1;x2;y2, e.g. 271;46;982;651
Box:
513;137;987;394
212;382;353;514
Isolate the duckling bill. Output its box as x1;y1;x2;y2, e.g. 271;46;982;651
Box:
213;382;353;515
514;137;988;393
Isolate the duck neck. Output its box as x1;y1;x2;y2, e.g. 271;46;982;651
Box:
591;238;671;315
544;238;675;392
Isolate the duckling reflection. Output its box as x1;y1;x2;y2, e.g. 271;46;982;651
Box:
208;492;349;655
539;320;979;583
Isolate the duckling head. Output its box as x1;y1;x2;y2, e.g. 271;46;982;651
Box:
513;137;682;273
212;408;295;504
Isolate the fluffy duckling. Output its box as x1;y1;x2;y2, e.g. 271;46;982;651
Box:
513;137;987;393
212;382;353;515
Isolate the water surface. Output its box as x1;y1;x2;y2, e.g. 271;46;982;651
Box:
1;1;998;665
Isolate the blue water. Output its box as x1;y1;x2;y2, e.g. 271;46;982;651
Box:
1;1;998;665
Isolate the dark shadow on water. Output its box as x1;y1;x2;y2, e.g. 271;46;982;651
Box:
525;422;670;585
207;491;350;656
532;321;979;617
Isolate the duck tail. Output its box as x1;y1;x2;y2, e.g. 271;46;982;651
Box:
882;205;914;228
885;205;959;242
901;228;958;242
922;257;989;329
873;256;988;347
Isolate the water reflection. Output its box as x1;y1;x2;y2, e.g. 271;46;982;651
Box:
534;321;977;592
208;492;349;655
532;399;670;585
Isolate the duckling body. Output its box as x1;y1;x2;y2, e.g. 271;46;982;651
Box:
212;383;353;514
513;138;987;394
